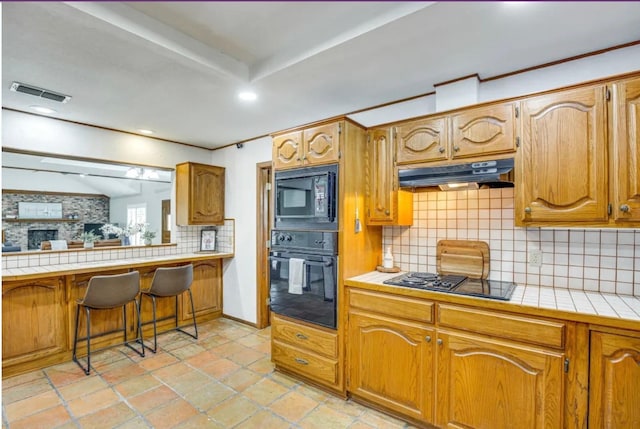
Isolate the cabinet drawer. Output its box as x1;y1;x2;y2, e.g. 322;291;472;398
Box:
272;340;338;387
438;304;565;349
272;315;337;358
349;289;433;324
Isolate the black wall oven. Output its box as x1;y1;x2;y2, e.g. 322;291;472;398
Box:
274;164;337;230
269;230;337;329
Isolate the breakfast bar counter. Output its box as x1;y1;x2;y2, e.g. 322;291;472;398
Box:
2;252;233;378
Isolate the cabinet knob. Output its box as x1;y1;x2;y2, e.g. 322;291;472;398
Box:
295;332;308;340
294;357;309;365
437;338;443;346
385;210;390;215
439;147;445;153
453;146;460;152
524;207;532;214
620;204;631;213
425;336;431;343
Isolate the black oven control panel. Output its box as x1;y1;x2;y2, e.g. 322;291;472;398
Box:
271;230;337;255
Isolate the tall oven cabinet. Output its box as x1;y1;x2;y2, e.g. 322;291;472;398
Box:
270;118;382;396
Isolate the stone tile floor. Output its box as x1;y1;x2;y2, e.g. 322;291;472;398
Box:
2;318;417;428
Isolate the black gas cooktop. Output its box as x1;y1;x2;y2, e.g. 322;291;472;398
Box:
383;272;516;301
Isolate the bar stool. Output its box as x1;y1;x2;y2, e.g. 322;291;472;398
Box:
72;271;145;375
139;264;197;353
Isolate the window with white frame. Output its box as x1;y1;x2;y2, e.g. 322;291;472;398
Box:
127;204;146;245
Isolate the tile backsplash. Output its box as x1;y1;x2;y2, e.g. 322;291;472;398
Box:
2;219;235;270
382;188;640;296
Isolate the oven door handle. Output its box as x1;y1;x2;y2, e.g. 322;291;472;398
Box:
303;259;333;268
269;255;333;267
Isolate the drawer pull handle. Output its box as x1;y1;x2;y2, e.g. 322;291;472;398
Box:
295;358;309;365
295;333;308;340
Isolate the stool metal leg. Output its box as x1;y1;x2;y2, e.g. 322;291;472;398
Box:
176;289;198;340
72;306;91;375
123;301;145;358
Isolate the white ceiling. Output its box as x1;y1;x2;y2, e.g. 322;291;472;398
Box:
3;2;640;150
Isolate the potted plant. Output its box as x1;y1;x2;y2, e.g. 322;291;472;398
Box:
101;223;142;245
79;231;99;248
141;226;156;246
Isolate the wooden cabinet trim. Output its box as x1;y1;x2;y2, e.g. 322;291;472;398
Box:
438;303;565;349
349;288;434;324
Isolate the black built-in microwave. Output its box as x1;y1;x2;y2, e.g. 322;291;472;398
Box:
274;164;338;230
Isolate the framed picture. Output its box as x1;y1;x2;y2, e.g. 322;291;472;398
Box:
200;229;217;251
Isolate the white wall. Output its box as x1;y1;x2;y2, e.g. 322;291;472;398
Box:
209;137;272;323
2;109;211;167
348;44;640;127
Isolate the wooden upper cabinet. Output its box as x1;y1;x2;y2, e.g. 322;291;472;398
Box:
396;116;448;165
612;76;640;223
516;85;608;225
176;162;225;225
273;122;340;170
366;128;412;226
303;122;340;166
589;331;640;429
272;130;303;169
450;102;517;159
436;331;565;429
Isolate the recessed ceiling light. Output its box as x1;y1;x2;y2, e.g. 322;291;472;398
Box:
29;105;57;115
238;91;257;101
138;129;154;135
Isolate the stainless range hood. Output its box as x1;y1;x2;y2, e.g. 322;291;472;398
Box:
398;158;514;189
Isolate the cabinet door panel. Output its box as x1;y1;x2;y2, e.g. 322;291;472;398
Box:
191;166;225;224
451;102;516;159
3;277;67;362
273;131;303;169
436;331;564;429
612;77;640;223
367;128;395;224
303;123;340;166
589;332;640;429
349;312;433;423
182;260;221;320
396;117;448;164
518;86;608;224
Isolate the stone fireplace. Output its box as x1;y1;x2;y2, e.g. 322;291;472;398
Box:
27;229;58;250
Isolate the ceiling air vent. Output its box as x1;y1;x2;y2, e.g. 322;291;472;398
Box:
10;82;71;103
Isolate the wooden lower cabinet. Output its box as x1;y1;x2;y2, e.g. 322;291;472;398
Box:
181;260;222;322
589;330;640;429
271;313;341;391
348;311;434;423
435;330;565;429
2;276;67;373
346;288;573;429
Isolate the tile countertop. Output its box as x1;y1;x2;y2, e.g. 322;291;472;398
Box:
1;252;234;281
346;271;640;331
